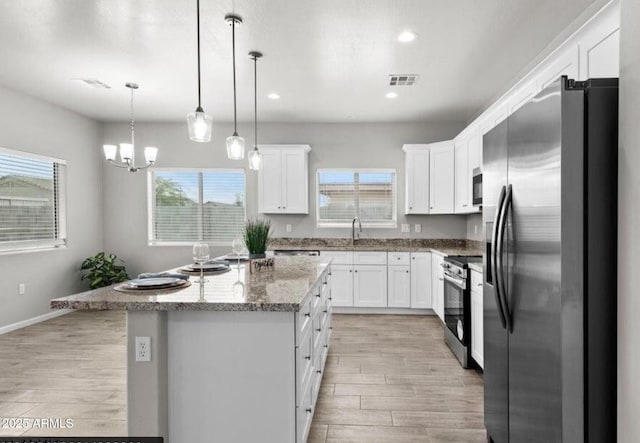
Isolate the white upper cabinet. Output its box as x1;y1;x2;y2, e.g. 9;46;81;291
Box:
258;145;311;214
578;4;620;79
402;145;430;214
428;141;455;214
537;46;579;91
454;137;470;213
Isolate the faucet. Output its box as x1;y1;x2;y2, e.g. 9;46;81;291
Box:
352;217;362;243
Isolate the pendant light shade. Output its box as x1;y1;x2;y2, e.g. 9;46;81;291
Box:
187;0;212;142
248;51;263;171
225;13;245;159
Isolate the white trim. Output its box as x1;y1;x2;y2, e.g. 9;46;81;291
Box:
0;146;66;165
257;144;311;153
333;307;435;315
0;309;71;335
0;242;67;255
148;240;233;247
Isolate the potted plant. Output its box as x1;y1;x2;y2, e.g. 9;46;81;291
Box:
81;252;130;289
243;218;272;259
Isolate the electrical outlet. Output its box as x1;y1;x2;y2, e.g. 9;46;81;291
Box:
401;224;410;233
135;336;151;362
286;224;292;233
18;283;25;295
414;224;422;233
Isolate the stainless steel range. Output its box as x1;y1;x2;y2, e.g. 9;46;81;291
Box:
442;255;481;368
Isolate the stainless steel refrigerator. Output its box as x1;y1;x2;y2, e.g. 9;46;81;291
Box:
483;76;618;443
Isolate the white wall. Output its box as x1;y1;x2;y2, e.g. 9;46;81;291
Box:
618;0;639;440
0;85;103;328
101;121;467;274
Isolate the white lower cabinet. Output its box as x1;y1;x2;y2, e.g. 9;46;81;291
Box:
387;265;411;308
296;267;332;443
470;269;484;369
330;265;354;307
410;253;432;308
431;253;445;322
354;265;387;307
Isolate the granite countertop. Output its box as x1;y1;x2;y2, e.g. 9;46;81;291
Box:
50;256;330;313
468;262;483;273
270;238;484;257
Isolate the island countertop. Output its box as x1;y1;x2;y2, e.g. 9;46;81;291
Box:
50;256;331;312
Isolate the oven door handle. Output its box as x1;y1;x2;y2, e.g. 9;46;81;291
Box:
443;273;466;290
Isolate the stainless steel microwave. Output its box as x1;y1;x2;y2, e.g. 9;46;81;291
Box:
472;168;482;206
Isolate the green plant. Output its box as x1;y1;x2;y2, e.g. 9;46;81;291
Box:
81;252;129;289
243;218;272;255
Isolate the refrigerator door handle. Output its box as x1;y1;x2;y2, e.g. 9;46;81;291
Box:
496;184;513;332
491;185;507;329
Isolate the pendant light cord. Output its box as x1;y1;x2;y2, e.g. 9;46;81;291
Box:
196;0;202;108
232;19;238;134
130;87;135;165
254;54;258;148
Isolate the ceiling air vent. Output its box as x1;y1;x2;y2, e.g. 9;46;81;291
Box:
75;78;112;89
388;74;418;86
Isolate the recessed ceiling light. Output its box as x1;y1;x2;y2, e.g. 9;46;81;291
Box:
385;92;398;99
267;93;280;100
398;31;417;43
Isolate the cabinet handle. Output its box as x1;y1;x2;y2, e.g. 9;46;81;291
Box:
409;206;413;210
439;277;444;281
324;344;328;348
430;206;434;209
355;270;358;273
306;408;312;413
329;326;333;330
323;281;328;285
412;257;415;260
349;269;353;273
305;355;311;360
317;369;322;374
323;310;328;313
316;328;322;332
328;297;332;301
305;313;310;317
283;206;286;209
477;283;483;287
328;272;332;276
316;293;321;298
277;206;281;209
406;270;409;273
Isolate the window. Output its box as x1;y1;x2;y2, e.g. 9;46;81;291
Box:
0;147;67;252
317;169;397;228
148;169;245;245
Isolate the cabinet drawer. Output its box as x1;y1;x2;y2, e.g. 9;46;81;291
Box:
297;329;313;391
297;380;313;443
354;251;387;265
470;270;483;294
297;296;312;342
320;251;353;265
388;252;410;265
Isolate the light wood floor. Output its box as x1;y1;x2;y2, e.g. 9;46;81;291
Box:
0;312;485;442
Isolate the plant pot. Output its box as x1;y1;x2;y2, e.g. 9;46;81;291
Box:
249;253;266;259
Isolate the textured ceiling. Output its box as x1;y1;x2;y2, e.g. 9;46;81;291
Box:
0;0;599;123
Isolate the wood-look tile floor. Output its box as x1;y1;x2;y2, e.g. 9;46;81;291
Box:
0;312;484;442
0;311;126;436
309;314;486;443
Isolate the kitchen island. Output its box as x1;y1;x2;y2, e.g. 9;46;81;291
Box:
51;256;333;443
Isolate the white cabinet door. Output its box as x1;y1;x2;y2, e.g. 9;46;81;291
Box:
258;149;282;213
387;266;411;308
410;252;432;309
429;142;455;214
471;283;484;369
403;146;430;214
281;149;308;213
431;254;445;322
354;265;387;307
454;137;469;213
330;265;354;307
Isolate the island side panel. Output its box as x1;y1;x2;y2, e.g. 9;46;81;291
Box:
127;311;169;440
168;310;297;443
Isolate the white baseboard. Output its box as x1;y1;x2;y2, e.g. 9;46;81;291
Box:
333;307;436;315
0;309;72;335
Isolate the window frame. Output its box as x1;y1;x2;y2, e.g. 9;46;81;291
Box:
0;146;67;254
315;168;398;229
147;167;247;247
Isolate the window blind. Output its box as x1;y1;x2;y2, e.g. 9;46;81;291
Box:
0;149;67;252
317;170;396;227
150;170;245;244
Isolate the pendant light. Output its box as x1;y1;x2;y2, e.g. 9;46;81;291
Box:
186;0;213;142
248;51;262;171
103;83;157;172
225;13;245;160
